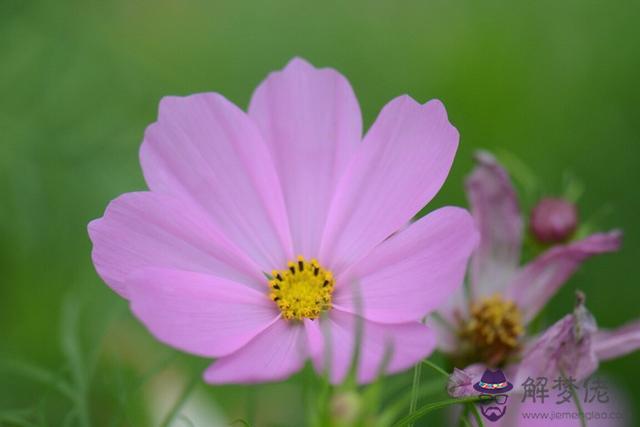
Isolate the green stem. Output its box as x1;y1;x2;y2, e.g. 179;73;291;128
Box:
407;361;423;427
457;405;470;427
421;359;450;378
345;281;364;388
60;299;90;427
382;378;445;420
561;369;587;427
392;396;482;427
467;402;484;427
0;359;74;399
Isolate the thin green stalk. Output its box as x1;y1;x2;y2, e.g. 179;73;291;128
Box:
457;405;471;427
246;386;257;427
110;352;179;427
392;396;483;427
421;359;450;378
561;369;587;427
345;280;364;388
60;298;90;427
315;313;334;426
407;361;422;427
0;414;39;427
0;359;74;399
362;342;394;418
320;311;333;382
382;378;446;420
467;402;484;427
0;409;39;427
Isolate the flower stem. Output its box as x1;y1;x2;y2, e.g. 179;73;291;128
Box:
467;402;484;427
393;396;483;427
561;369;587;427
421;358;450;378
407;361;422;427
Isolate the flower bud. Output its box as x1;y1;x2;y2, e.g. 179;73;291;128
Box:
529;197;578;244
330;391;362;425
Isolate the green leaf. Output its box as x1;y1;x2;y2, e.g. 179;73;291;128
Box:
0;359;74;399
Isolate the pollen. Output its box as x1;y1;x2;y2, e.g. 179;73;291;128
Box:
269;256;335;320
460;293;524;366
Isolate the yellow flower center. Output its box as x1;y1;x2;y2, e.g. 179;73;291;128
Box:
269;256;335;320
460;293;524;366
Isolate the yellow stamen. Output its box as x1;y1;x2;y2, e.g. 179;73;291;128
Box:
269;256;335;320
460;293;524;365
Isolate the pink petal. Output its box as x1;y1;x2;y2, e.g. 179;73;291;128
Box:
466;151;523;297
505;231;622;324
127;268;279;358
332;207;478;323
320;96;459;274
248;57;362;258
430;308;463;354
447;364;486;397
203;319;307;384
432;281;469;348
516;311;599;382
304;318;324;363
309;310;436;384
88;192;264;297
593;319;640;360
140;93;292;272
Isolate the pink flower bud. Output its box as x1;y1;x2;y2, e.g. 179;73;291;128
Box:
530;197;578;244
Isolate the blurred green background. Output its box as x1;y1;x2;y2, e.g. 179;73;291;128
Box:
1;0;639;425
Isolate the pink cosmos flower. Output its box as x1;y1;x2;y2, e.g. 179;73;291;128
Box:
439;154;638;426
88;58;479;385
433;151;622;369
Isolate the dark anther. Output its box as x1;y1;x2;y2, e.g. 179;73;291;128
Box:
289;266;295;274
298;260;304;271
273;284;280;290
314;267;319;276
276;274;283;281
323;280;329;287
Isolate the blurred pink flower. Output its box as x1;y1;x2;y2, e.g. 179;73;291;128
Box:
440;153;640;422
88;58;479;384
434;151;622;369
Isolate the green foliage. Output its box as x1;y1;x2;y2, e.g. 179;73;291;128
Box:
1;0;639;425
